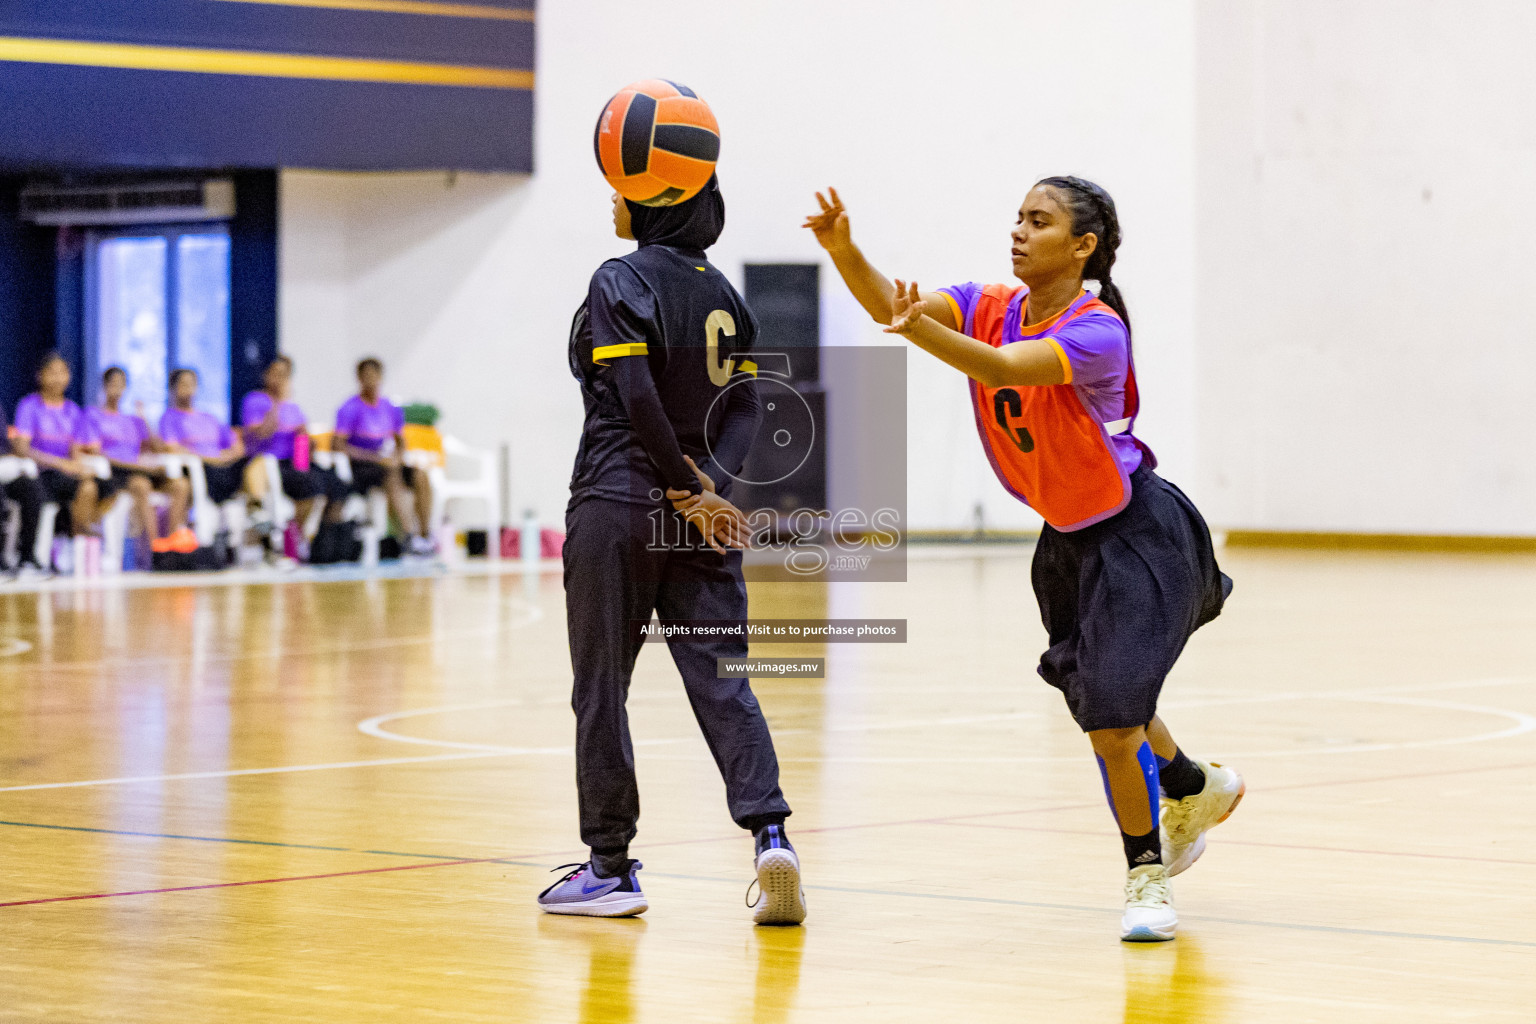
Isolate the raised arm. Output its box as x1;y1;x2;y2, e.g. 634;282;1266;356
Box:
803;187;958;331
885;280;1066;388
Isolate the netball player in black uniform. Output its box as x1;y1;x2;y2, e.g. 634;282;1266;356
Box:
537;177;806;924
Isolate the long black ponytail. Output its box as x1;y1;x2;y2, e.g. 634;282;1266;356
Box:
1034;176;1130;337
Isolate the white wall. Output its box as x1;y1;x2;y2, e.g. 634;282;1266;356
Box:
1197;0;1536;534
280;0;1198;532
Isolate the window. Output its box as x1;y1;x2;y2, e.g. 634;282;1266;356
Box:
87;225;231;424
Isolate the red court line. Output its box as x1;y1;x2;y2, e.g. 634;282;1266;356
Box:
0;853;511;909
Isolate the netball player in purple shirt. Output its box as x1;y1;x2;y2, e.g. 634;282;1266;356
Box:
807;180;1242;942
160;368;247;509
83;367;194;553
10;352;119;542
335;358;434;555
241;355;347;535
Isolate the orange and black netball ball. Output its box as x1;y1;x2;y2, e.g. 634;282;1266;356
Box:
594;80;720;207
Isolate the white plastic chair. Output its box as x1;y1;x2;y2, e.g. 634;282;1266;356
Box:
252;454;323;540
1;455;31;568
81;455;131;576
326;449;390;540
26;455;120;576
160;453;248;549
0;457;61;571
426;434;502;558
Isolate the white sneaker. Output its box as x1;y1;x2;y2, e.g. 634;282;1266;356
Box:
1121;863;1177;942
1160;760;1244;876
749;825;806;925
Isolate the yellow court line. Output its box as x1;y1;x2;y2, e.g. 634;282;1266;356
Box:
210;0;535;22
0;35;533;89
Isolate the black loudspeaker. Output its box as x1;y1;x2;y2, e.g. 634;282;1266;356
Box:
744;264;819;382
731;264;826;514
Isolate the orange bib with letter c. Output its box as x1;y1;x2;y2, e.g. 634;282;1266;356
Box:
964;284;1147;531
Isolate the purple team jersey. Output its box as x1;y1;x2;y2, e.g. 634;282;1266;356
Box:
335;395;404;453
85;407;150;463
939;282;1144;477
241;391;307;459
13;393;86;459
160;407;235;459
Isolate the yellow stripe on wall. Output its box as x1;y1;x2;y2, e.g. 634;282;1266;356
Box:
211;0;535;23
0;35;533;89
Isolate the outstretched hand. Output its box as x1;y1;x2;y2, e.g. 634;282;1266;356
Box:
884;279;925;335
802;187;852;253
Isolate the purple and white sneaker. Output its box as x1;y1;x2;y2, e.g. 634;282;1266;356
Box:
537;861;648;917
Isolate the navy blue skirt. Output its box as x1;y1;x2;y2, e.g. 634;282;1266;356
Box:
1031;462;1232;732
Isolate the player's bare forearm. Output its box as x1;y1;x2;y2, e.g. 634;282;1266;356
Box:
826;242;898;323
899;315;1065;389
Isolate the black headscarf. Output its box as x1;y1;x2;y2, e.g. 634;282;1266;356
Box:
628;174;725;254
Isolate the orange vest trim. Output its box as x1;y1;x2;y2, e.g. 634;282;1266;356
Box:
964;284;1139;531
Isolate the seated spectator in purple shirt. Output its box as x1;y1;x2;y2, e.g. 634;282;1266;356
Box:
336;357;435;555
2;400;49;577
160;368;248;513
81;366;193;553
9;352;121;543
240;355;348;536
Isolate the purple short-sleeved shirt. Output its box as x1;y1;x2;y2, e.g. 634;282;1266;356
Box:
13;393;86;459
85;407;150;464
335;395;404;453
939;283;1144;477
160;407;235;459
241;391;307;459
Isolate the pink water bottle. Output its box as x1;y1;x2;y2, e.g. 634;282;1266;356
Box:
292;432;311;472
283;520;303;561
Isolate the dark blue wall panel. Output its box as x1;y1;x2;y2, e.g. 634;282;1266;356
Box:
0;1;534;171
0;179;57;417
229;170;279;418
1;0;534;66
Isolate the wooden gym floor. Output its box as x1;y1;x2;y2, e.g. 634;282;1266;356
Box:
1;545;1533;1022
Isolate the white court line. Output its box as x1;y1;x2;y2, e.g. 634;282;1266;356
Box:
361;676;1536;756
7;674;1531;791
0;638;33;658
0;750;506;793
0;596;548;793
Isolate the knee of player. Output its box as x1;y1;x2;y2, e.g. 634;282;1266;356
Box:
1088;725;1146;758
690;677;760;709
128;475;152;498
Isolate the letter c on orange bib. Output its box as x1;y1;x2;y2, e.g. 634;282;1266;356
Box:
594;80;720;207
